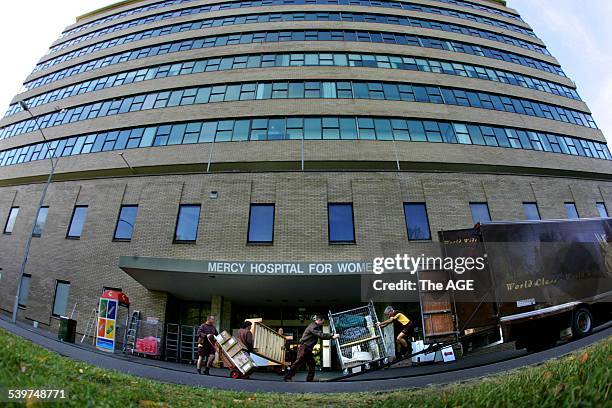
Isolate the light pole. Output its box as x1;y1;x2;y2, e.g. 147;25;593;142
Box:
11;102;63;323
119;152;136;174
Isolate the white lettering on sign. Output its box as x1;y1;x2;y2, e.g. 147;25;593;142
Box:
208;262;245;273
206;261;373;275
250;263;305;274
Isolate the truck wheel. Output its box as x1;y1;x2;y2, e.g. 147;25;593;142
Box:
572;307;593;339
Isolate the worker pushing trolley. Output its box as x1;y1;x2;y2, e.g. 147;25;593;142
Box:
328;300;389;375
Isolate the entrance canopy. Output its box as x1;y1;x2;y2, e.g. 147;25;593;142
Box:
119;256;371;306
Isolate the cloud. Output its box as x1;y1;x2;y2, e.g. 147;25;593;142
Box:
511;0;612;143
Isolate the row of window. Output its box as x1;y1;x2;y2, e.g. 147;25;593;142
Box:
7;51;579;118
34;10;548;75
23;29;564;93
2;80;595;141
2;117;610;169
59;0;525;41
49;0;536;56
4;200;609;246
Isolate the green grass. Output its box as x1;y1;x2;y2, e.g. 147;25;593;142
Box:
0;328;610;408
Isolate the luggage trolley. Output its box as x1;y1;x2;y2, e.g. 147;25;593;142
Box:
214;331;257;379
329;301;389;376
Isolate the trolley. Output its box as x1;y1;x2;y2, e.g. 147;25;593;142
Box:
214;331;256;379
329;300;389;375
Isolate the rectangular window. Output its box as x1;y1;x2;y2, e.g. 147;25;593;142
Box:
18;274;31;308
52;280;70;317
33;207;49;237
404;203;432;241
174;204;201;243
328;203;355;244
470;203;491;224
114;205;138;241
67;206;88;239
4;206;19;234
565;202;579;219
596;202;608;218
247;204;275;244
523;203;541;221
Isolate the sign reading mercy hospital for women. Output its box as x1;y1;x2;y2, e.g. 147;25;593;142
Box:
207;260;375;275
118;256;376;276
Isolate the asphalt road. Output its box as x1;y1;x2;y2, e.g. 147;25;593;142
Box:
0;317;609;394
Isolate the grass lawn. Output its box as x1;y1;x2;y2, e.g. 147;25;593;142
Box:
0;328;610;407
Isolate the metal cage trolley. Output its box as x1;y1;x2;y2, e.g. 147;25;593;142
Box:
329;300;389;375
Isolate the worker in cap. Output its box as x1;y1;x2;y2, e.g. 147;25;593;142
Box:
377;306;416;358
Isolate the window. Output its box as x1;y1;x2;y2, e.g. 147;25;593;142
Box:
174;204;201;242
32;206;49;237
565;202;579;219
328;203;355;244
404;203;431;241
4;207;19;234
596;202;608;218
523;203;541;221
247;204;275;244
66;206;88;239
52;280;71;317
470;203;491;224
114;205;138;241
18;274;31;308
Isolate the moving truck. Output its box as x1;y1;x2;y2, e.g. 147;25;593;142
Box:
420;218;612;352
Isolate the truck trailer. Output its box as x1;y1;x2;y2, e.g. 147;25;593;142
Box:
421;218;612;353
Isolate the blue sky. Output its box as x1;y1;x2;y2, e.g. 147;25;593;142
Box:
0;0;609;143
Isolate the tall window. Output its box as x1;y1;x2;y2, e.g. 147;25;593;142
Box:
596;202;609;218
174;205;201;243
113;205;138;241
328;203;355;244
404;203;431;241
523;203;541;221
564;202;579;219
32;207;49;237
470;203;491;224
248;204;275;244
52;280;71;317
3;207;19;234
18;274;31;308
67;206;88;238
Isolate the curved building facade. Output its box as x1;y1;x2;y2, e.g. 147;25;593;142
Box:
0;0;611;335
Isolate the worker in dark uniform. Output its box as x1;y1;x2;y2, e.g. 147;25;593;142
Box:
196;315;218;375
237;321;254;354
284;315;339;382
377;306;416;358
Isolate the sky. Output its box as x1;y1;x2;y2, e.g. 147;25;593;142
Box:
0;0;609;143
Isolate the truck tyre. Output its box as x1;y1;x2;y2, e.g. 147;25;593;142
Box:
571;307;593;339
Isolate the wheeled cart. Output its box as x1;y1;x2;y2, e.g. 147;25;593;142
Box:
214;331;257;379
329;300;389;375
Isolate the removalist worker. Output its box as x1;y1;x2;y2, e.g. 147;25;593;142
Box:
377;306;416;358
237;320;254;353
196;315;218;375
284;315;339;382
